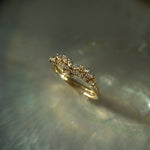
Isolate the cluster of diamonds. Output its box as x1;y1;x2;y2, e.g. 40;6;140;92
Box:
49;53;96;87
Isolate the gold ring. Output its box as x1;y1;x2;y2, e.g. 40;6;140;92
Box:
49;53;100;100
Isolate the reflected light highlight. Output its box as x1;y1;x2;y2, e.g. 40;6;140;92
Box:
83;92;91;97
61;74;68;81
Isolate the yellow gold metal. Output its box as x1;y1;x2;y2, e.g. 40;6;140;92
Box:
49;53;100;100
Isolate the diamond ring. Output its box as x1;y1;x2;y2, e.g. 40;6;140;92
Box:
49;53;100;100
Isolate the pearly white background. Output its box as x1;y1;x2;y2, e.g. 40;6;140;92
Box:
0;0;150;149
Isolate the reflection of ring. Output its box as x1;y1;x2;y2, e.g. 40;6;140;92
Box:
49;53;100;100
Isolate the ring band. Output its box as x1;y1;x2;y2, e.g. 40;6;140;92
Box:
49;53;100;100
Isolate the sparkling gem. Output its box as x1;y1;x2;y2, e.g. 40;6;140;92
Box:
68;59;72;67
83;68;89;73
87;74;94;79
56;53;60;57
62;55;68;63
57;55;62;63
79;65;83;70
73;65;80;70
50;57;56;62
68;61;72;67
57;53;61;58
63;58;67;63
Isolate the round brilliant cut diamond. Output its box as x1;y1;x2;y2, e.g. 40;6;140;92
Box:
87;74;93;79
50;57;56;62
62;55;67;63
68;59;72;67
83;68;89;73
74;65;80;70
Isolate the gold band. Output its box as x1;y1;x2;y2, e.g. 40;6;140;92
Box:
49;53;100;100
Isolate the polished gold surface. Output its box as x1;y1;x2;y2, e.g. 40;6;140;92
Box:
49;53;100;99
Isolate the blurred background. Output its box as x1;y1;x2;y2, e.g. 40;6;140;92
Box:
1;0;150;149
